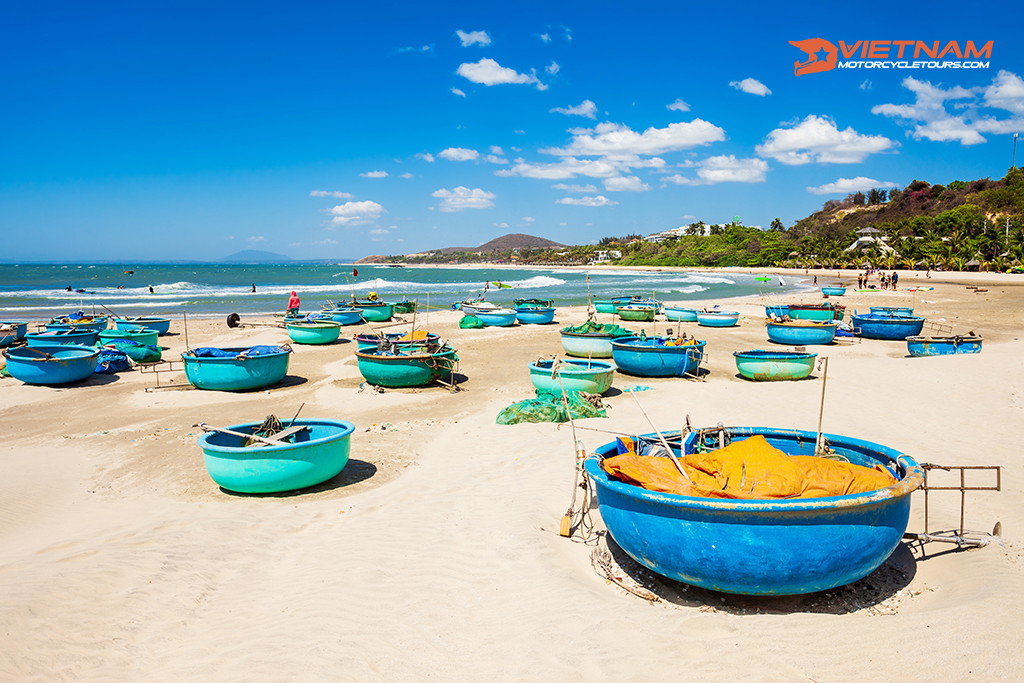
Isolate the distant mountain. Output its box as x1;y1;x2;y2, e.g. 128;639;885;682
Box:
429;233;565;254
219;249;292;263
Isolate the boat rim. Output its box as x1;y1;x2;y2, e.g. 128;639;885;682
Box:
199;418;355;454
733;349;818;359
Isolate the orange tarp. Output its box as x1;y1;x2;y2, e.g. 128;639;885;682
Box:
602;435;895;499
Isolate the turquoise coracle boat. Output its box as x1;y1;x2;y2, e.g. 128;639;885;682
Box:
322;308;364;325
594;296;639;314
766;320;837;345
356;345;458;388
113;317;171;335
611;336;706;377
586;426;923;595
26;328;99;347
560;321;635;358
0;321;28;348
514;306;556;324
354;332;441;351
696;310;739;327
473;309;517;327
528;359;615;394
46;316;108;333
733;349;817;381
349;301;393;322
199;419;354;493
182;346;292;391
663;306;698;322
3;344;100;385
98;328;159;348
821;286;846;296
286;320;342;345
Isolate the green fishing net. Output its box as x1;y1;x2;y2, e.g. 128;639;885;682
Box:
459;315;486;329
560;320;634;337
496;389;607;425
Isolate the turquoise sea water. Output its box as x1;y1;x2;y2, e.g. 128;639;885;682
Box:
0;263;809;320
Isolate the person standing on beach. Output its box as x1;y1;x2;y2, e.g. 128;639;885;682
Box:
251;283;256;293
891;271;899;289
287;291;300;315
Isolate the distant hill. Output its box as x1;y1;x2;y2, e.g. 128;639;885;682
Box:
219;249;292;263
430;232;565;254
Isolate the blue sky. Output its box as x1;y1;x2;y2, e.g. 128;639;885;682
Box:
2;2;1021;261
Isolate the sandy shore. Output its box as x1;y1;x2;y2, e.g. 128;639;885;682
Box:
2;274;1023;680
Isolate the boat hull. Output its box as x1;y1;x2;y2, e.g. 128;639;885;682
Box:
852;314;925;340
611;337;706;377
3;344;99;385
354;332;441;351
528;359;615;394
788;305;844;322
355;347;457;387
821;287;846;296
733;350;817;380
286;321;342;345
764;305;790;318
473;310;517;327
560;333;618;358
870;306;914;317
98;328;160;348
46;317;108;333
514;307;556;324
663;307;698;322
113;317;171;335
182;348;291;391
696;311;739;327
766;321;836;345
322;308;364;325
199;419;354;493
586;426;922;595
617;306;656;322
0;321;28;348
27;329;100;347
352;303;393;322
594;297;635;314
906;335;982;357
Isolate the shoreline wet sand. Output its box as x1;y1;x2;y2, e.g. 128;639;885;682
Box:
2;269;1023;679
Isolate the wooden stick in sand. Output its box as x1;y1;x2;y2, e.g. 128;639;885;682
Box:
628;390;693;484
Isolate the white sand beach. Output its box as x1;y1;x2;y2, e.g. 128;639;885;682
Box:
2;271;1023;680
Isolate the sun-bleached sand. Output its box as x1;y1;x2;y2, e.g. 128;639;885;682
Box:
2;270;1023;681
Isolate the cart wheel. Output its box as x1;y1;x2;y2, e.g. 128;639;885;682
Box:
226;313;241;328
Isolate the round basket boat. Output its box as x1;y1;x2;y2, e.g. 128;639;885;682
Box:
3;344;99;385
788;304;845;322
27;328;100;347
514;306;556;325
696;310;739;327
906;335;983;357
0;321;29;348
98;328;159;348
354;332;440;352
355;346;458;388
663;306;698;322
764;305;790;318
869;306;914;317
560;327;635;359
585;426;923;595
46;317;108;333
350;302;393;322
286;320;342;345
766;320;836;346
733;349;817;381
594;297;636;314
851;313;925;340
198;419;354;494
113;317;171;335
182;346;292;391
611;336;706;377
322;308;364;325
821;287;846;296
473;309;517;327
528;359;615;394
617;305;656;322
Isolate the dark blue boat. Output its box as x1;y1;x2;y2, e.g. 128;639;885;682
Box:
906;335;982;357
851;312;925;340
585;426;922;595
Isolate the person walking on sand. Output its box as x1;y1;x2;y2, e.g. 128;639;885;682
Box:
287;291;301;315
891;271;899;289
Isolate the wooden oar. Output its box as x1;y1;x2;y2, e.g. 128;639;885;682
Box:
628;390;693;484
19;346;55;360
195;423;287;446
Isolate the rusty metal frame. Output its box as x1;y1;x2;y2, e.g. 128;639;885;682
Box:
905;463;1001;547
139;360;192;392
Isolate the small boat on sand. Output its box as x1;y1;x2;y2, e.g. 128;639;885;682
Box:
27;327;100;347
0;321;28;348
696;310;739;327
611;336;706;377
616;305;656;322
663;306;698;322
356;344;458;388
788;303;845;322
286;320;342;345
182;345;292;391
766;320;837;346
528;359;615;394
3;344;100;385
112;317;172;335
560;321;635;358
906;334;982;357
733;349;817;381
851;313;925;340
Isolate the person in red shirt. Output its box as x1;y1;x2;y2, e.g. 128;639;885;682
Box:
287;291;300;315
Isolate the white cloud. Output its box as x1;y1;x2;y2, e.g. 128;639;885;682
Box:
310;190;354;199
314;238;339;245
546;61;560;75
456;30;491;47
664;155;768;185
369;227;391;236
729;78;772;96
397;45;432;53
550;99;597;118
248;235;265;242
360;170;388;178
432;186;496;212
493;222;510;229
872;71;1024;145
498;155;665;180
329;200;386;225
522;216;536;222
552;183;598;193
457;58;544;89
667;98;691;112
542;120;726;157
451;87;467;98
539;33;551;43
807;177;898;195
556;195;618;207
756;115;896;164
439;147;480;161
490;146;504;155
483;154;509;164
603;176;651;192
400;172;414;179
860;80;872;91
416;152;435;163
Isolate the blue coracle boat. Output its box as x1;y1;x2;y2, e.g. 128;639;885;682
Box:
869;306;914;317
286;320;342;345
182;346;292;391
851;313;925;340
821;286;846;296
514;306;556;324
26;328;100;347
528;359;615;394
0;321;28;348
356;345;458;387
611;336;706;377
696;310;739;327
663;306;698;322
906;335;983;357
764;305;789;318
199;419;354;493
766;320;836;345
733;349;817;381
113;317;172;335
3;344;100;385
585;426;923;595
46;316;108;333
594;296;641;314
472;309;517;327
322;308;364;325
354;332;441;352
